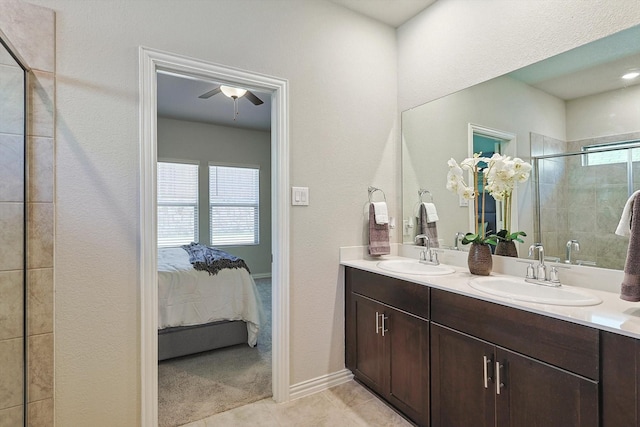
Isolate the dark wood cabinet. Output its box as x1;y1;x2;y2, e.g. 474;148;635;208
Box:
431;323;598;427
345;265;638;427
352;294;385;392
431;324;495;427
346;267;429;426
495;346;598;427
602;330;640;427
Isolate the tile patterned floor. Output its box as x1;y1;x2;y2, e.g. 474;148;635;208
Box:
179;380;413;427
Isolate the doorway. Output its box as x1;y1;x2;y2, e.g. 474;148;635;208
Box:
467;124;517;237
139;48;290;427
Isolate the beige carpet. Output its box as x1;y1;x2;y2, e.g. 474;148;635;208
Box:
158;278;272;427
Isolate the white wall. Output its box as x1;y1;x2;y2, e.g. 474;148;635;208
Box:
157;117;272;276
27;0;398;425
567;84;640;141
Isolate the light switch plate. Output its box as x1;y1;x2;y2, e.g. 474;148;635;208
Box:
291;187;309;206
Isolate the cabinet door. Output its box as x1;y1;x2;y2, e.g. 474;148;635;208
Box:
431;324;495;427
495;347;598;427
386;307;429;426
352;294;385;394
602;331;640;427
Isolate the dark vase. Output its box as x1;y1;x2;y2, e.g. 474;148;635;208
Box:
495;240;518;257
468;242;492;276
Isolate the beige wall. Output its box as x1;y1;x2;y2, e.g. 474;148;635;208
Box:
157;117;272;276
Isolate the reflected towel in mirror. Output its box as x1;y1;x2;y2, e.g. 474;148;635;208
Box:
423;202;439;222
615;189;640;237
621;191;640;302
417;203;439;248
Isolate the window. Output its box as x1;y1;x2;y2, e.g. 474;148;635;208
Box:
157;161;199;247
209;165;260;246
582;140;640;166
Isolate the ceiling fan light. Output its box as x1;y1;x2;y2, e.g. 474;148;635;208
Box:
220;85;247;98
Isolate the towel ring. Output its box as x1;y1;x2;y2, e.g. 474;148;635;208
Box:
368;186;387;202
419;189;434;202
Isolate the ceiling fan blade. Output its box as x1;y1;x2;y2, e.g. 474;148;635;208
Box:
198;86;221;99
244;90;264;106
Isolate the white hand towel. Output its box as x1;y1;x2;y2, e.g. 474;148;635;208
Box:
616;190;640;236
423;202;439;222
372;202;389;225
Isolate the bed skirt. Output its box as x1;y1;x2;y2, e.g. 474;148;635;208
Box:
158;320;248;361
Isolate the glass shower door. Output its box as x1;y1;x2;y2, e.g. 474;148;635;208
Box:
0;37;27;425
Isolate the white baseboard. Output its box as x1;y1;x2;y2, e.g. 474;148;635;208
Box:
251;273;272;279
289;369;354;401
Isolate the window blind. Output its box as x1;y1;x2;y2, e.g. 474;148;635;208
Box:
157;161;199;247
209;165;260;246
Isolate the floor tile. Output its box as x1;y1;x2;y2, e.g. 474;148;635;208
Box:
180;380;409;427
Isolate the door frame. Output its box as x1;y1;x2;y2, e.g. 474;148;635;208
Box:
139;47;290;427
466;123;518;235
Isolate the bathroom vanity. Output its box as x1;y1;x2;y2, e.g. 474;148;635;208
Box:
343;255;640;427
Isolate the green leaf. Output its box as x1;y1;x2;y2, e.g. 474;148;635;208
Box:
461;233;479;245
484;238;498;246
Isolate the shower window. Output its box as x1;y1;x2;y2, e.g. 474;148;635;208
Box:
582;140;640;166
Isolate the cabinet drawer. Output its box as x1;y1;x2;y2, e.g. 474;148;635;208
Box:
431;288;599;380
345;267;429;319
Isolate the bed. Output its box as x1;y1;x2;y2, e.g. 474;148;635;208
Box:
157;246;262;361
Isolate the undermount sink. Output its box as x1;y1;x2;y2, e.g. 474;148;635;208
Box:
377;259;456;276
469;276;602;307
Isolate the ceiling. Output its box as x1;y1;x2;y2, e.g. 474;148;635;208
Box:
329;0;436;27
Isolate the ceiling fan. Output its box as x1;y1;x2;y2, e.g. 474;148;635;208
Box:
198;84;264;121
198;85;264;105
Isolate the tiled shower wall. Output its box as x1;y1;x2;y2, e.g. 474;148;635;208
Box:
0;1;55;425
532;131;638;270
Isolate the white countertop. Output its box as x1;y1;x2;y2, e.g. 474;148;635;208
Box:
340;249;640;340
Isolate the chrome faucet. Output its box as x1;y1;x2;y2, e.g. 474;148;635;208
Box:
454;232;466;251
415;234;439;265
526;243;562;286
565;240;580;264
528;243;546;280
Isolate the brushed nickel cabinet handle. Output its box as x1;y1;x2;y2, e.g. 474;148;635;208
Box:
496;361;504;395
381;315;388;336
375;311;380;334
483;356;492;388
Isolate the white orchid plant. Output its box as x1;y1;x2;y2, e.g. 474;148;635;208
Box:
446;152;532;245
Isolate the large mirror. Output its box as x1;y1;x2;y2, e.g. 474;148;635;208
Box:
402;24;640;271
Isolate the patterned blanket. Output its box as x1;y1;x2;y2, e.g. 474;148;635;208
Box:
181;242;251;276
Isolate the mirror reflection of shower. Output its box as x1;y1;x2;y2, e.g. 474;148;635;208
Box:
534;136;640;270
